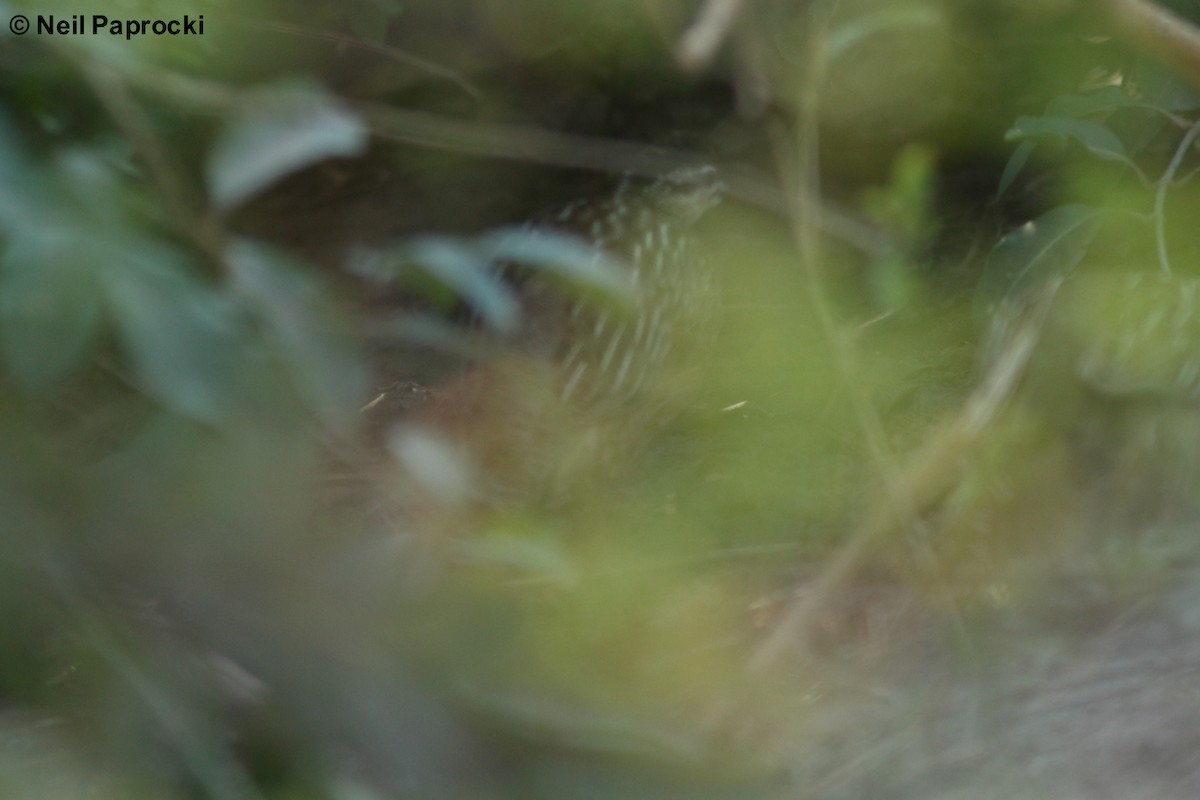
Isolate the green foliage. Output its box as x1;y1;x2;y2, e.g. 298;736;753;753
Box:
476;227;636;305
0;7;784;797
227;240;366;426
207;82;367;211
104;245;251;426
1005;115;1139;174
7;0;1200;797
996;83;1167;196
353;235;522;332
975;204;1101;323
349;227;636;334
987;63;1200;320
860;145;937;313
824;5;943;63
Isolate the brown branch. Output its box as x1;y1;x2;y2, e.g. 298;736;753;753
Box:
1099;0;1200;90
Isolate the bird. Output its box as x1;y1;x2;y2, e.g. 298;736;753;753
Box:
510;164;725;412
371;164;727;510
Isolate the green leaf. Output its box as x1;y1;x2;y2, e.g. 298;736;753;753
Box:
1055;273;1200;398
866;253;920;314
459;686;702;762
531;755;773;800
362;312;493;358
997;140;1036;199
227;239;368;425
825;7;942;63
350;237;521;333
345;1;394;44
0;244;102;394
975;205;1101;324
1005;115;1130;165
861;145;935;242
1134;59;1200;112
0;115;42;234
1045;86;1136;118
477;227;636;306
102;247;246;425
207;82;367;211
458;535;579;586
1124;113;1171;159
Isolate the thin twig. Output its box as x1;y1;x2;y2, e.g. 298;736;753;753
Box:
234;18;483;101
114;60;891;255
374;105;895;254
750;268;1058;673
751;13;925;672
1154;115;1200;274
1132;102;1193;129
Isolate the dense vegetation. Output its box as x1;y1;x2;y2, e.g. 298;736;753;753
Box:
5;1;1200;797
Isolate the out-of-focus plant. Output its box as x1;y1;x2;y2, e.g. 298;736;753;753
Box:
15;0;1200;797
0;4;795;798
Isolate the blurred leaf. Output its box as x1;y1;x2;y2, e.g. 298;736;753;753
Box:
477;227;636;305
458;535;579;587
997;140;1036;198
1005;116;1131;167
975;205;1101;324
351;226;639;338
0;115;46;235
0;246;102;394
0;718;132;800
825;7;942;63
532;755;775;800
0;138;132;396
102;247;246;425
460;686;702;763
861;145;936;243
345;0;398;44
859;147;934;314
1134;58;1200;112
227;239;368;425
1124;112;1172;159
54;148;125;218
866;253;920;314
350;237;520;333
1055;273;1200;398
207;82;367;211
361;311;493;358
387;425;474;506
351;243;463;313
1045;86;1136;118
329;778;387;800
